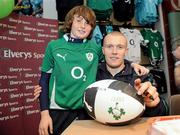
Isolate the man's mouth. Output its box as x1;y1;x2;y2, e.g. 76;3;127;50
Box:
110;57;119;60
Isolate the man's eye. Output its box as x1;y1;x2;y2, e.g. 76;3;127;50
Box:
117;46;122;49
107;45;113;48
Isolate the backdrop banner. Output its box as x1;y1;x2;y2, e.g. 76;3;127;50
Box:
0;13;58;135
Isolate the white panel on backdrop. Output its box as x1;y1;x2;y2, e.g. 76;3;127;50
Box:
43;0;57;19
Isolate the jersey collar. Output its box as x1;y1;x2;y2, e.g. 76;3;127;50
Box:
63;34;87;43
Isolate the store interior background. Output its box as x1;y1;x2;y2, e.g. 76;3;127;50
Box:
43;0;180;99
0;0;180;135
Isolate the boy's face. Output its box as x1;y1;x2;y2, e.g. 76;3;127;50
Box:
103;33;128;69
70;15;92;39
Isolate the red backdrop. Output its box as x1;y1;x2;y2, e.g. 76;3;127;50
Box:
163;0;180;12
0;13;58;135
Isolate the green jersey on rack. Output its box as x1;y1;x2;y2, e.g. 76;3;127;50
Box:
41;34;103;110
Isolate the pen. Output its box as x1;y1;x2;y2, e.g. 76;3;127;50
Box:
143;90;154;101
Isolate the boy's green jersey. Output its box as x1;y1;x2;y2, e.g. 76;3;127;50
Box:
41;34;103;109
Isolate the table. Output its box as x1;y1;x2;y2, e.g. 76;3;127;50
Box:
63;117;154;135
63;115;180;135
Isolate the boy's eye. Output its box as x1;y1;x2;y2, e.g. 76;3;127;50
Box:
75;16;89;24
85;20;89;24
76;17;83;22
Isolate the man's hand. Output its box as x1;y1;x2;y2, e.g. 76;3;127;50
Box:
134;78;160;107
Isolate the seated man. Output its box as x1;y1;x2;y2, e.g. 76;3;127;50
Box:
96;31;168;116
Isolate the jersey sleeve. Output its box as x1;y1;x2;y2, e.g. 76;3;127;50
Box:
41;42;54;73
39;72;51;111
143;97;169;116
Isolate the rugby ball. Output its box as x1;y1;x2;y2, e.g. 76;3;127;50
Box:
83;79;145;125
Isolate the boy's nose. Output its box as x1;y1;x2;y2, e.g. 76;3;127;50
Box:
80;21;86;28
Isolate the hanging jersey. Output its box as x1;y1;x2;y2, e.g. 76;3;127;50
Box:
87;0;112;21
135;0;162;25
92;25;103;44
56;0;83;21
18;0;33;15
112;0;135;22
120;28;144;63
98;24;114;39
141;29;164;65
41;34;103;109
106;25;113;34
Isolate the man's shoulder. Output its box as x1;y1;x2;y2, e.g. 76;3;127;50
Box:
124;59;133;70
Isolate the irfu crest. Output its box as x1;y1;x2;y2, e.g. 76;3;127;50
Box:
86;53;93;62
108;102;126;120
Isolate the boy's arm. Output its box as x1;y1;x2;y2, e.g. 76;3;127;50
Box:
131;62;149;76
38;72;53;134
39;71;51;111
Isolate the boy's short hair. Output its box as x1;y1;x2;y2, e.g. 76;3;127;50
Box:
62;5;96;39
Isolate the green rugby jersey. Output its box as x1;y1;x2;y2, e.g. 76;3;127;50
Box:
141;29;164;65
41;34;103;110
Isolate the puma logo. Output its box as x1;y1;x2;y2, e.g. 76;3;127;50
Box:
57;53;67;61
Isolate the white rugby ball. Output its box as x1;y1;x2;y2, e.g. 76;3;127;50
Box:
83;79;145;125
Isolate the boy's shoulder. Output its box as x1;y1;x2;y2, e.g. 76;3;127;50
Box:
47;37;66;47
87;39;102;48
49;37;65;44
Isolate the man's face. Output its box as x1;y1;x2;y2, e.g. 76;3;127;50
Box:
103;33;128;68
70;15;92;39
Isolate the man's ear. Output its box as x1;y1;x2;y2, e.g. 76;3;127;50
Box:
125;47;129;55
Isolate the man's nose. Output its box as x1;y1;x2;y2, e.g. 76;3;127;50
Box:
112;47;118;53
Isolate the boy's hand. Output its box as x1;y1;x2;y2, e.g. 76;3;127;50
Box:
131;63;149;76
39;110;53;135
33;85;42;101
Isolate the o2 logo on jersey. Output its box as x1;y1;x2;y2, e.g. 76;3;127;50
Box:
86;53;93;62
71;66;86;81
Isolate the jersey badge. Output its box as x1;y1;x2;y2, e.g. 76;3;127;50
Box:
86;53;93;62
